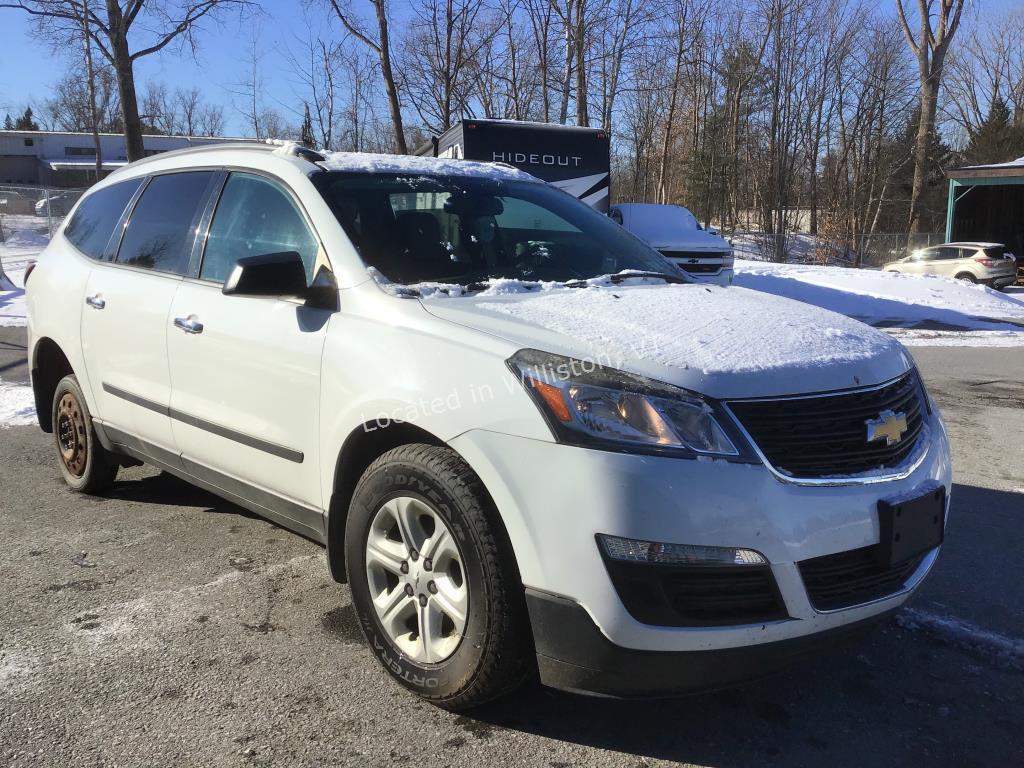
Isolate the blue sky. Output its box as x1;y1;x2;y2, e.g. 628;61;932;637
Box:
0;2;352;134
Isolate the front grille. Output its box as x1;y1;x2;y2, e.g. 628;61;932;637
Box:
799;545;926;611
602;559;788;627
727;372;925;478
660;250;725;274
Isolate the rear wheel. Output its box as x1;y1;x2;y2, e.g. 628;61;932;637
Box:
955;272;976;283
345;444;531;710
52;375;118;493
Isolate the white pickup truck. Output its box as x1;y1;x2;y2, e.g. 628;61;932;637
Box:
611;203;733;285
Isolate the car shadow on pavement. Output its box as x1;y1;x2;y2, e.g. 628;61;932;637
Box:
461;483;1024;767
466;617;1019;766
104;470;259;519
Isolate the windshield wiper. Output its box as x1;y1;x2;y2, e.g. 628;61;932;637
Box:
564;271;689;288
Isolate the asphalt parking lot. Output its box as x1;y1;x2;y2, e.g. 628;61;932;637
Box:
1;327;1022;767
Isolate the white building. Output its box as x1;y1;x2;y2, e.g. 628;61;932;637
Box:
0;130;254;188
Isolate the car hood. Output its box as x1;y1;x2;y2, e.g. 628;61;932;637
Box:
644;228;732;253
421;283;913;399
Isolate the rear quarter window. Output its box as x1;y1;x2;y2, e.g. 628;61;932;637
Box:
63;178;143;260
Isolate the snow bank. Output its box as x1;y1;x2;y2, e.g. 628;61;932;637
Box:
477;283;902;376
0;378;35;427
1;225;48;326
734;259;1024;334
319;151;536;182
3;229;49;248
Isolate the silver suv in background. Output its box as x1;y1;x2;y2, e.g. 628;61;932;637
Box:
883;242;1017;290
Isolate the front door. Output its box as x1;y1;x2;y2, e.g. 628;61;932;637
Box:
166;172;331;535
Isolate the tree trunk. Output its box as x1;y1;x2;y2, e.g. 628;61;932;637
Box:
82;0;103;180
907;71;939;233
573;1;588;126
375;0;407;154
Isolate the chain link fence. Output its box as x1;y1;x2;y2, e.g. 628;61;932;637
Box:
729;232;947;268
0;185;85;244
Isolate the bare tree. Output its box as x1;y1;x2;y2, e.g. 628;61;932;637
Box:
402;0;493;134
43;62;121;132
895;0;966;233
2;0;252;160
328;0;408;153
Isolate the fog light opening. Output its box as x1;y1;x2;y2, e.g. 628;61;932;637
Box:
597;534;767;566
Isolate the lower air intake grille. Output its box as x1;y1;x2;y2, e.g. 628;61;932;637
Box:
798;546;925;611
602;559;788;627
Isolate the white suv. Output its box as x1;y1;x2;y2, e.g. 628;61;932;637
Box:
26;144;951;709
883;242;1017;289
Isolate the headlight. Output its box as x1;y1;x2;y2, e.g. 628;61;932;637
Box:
507;349;742;458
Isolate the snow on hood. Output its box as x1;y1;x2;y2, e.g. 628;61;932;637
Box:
422;283;913;399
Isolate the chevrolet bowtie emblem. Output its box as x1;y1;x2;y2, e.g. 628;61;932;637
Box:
865;410;908;446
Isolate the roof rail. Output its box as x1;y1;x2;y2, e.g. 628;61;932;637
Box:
107;141;299;175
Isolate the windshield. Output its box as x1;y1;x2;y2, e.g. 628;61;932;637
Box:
314;172;680;287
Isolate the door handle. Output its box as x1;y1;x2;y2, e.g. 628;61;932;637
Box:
173;315;204;334
85;294;105;310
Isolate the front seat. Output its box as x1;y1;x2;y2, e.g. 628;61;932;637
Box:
394;211;460;281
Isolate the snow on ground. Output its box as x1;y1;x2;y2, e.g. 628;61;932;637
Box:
1;227;47;327
0;377;36;427
734;259;1024;346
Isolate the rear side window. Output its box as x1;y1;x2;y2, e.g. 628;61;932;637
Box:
200;173;319;284
117;171;216;274
63;179;143;260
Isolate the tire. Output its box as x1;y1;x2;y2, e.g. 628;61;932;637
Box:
955;272;976;283
52;375;118;493
345;444;531;710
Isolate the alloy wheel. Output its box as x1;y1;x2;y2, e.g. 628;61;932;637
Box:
364;495;468;664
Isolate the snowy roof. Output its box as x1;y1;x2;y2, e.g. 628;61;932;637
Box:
44;157;128;171
948;155;1024;179
318;151;537;181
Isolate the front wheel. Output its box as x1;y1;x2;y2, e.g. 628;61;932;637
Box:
345;444;531;710
52;375;118;493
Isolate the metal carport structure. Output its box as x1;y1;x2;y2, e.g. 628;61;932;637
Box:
946;156;1024;270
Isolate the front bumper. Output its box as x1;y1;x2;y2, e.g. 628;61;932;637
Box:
527;588;898;697
450;408;951;667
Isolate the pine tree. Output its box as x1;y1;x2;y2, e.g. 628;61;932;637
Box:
300;103;315;149
13;107;39;131
3;114;13;130
964;96;1024;166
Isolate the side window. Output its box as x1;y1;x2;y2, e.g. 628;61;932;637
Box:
201;173;320;284
117;171;216;274
63;178;143;260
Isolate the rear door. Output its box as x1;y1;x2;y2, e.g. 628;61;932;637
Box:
80;171;219;453
166;172;332;531
943;246;972;278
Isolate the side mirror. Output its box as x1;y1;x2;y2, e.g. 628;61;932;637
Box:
223;251;308;298
222;251;339;311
